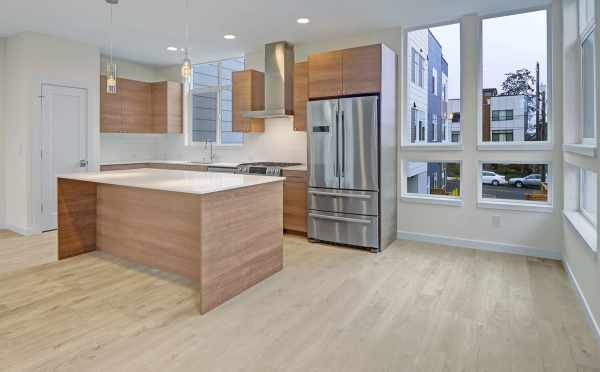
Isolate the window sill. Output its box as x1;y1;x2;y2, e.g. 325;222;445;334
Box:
477;142;553;151
477;200;553;213
563;210;598;255
401;143;464;151
184;142;244;149
401;194;463;206
563;143;597;157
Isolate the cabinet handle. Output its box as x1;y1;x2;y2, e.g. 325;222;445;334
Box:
309;213;371;224
308;190;372;199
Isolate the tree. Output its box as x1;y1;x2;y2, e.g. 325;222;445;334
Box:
500;68;537;117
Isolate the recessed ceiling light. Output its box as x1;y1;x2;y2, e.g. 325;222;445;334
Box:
166;46;179;52
297;18;311;24
224;34;236;40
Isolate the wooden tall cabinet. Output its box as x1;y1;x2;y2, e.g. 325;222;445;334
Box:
293;62;308;132
152;81;183;133
308;44;383;99
232;69;265;133
100;76;183;134
307;51;343;99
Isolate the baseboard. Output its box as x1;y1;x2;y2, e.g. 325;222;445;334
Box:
397;230;562;260
564;261;600;344
2;224;34;236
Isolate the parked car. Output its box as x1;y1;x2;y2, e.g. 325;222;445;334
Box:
481;171;507;186
509;174;542;188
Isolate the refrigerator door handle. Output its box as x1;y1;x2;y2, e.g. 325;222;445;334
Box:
335;109;339;178
309;213;371;224
341;110;345;178
308;190;372;199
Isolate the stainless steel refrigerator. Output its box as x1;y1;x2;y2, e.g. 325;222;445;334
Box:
307;95;397;252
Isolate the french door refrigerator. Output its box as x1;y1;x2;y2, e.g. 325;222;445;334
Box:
307;95;395;252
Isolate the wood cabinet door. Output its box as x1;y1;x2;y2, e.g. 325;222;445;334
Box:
121;78;153;133
342;45;381;95
308;51;342;99
100;76;124;132
283;170;307;233
293;62;308;132
232;70;264;133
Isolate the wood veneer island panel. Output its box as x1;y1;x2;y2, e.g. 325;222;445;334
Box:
57;173;283;314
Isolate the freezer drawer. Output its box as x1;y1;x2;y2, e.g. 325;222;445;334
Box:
308;211;379;249
307;188;378;216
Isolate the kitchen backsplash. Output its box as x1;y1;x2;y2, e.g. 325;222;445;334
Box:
100;118;308;164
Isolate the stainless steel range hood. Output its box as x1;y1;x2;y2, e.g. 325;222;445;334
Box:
243;41;294;119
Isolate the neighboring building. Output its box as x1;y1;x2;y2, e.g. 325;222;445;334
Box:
406;161;429;194
407;29;451;144
407;29;428;143
489;94;528;142
447;98;460;143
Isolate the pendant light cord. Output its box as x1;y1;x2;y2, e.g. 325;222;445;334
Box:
109;3;114;67
185;0;190;57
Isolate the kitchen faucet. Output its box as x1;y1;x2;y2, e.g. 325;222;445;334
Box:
204;139;216;162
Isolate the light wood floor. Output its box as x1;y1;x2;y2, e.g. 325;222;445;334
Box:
0;232;599;372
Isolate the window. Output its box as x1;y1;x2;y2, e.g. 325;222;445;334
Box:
491;109;514;121
480;163;550;204
404;161;461;200
581;28;596;144
431;68;438;95
491;130;514;142
187;57;245;145
481;10;548;143
580;169;597;226
406;23;461;145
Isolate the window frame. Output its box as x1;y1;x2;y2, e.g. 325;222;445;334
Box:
579;168;598;227
477;7;553;150
403;19;464;150
401;159;464;206
580;25;597;146
477;160;553;213
184;56;245;147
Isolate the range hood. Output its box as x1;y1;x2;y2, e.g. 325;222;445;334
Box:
243;41;295;119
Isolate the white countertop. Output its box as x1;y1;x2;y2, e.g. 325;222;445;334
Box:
59;168;284;195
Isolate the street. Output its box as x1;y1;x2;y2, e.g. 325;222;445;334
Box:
482;184;543;201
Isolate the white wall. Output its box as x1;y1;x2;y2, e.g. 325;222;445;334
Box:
3;32;100;233
561;0;600;337
0;38;5;227
99;56;166;162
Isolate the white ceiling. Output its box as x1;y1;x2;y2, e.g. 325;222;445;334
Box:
0;0;550;66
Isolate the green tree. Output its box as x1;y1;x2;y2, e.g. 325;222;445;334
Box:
500;68;536;116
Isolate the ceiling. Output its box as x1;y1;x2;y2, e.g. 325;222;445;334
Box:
0;0;550;66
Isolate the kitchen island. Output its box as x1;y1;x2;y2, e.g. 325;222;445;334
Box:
57;168;284;314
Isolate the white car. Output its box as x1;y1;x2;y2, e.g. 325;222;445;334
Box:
481;171;507;186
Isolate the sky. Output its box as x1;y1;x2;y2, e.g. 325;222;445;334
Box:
426;10;547;100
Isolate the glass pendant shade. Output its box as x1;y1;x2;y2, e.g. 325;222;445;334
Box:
181;55;192;83
106;63;117;94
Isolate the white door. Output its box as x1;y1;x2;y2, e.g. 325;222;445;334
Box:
41;84;88;231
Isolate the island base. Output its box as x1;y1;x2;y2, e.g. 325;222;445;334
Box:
58;178;284;314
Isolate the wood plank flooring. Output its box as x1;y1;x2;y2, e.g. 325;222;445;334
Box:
0;232;599;371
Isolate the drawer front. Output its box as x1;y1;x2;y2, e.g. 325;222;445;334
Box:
308;188;378;216
308;211;378;249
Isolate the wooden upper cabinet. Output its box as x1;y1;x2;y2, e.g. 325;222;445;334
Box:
100;76;183;134
120;78;153;133
152;81;183;133
100;76;124;133
308;50;343;99
342;45;381;95
293;62;308;132
232;69;265;133
307;45;384;99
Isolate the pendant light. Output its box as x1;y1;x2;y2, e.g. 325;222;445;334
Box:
180;0;192;87
105;0;119;94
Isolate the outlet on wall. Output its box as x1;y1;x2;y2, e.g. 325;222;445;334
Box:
492;215;502;228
